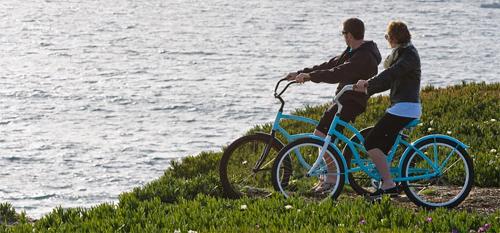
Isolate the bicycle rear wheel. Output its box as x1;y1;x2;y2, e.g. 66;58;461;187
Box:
272;137;345;201
401;137;474;209
219;133;284;198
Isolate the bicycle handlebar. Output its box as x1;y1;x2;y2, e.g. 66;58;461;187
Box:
274;77;288;92
332;84;355;115
273;77;297;112
273;78;357;113
274;78;297;97
333;84;354;103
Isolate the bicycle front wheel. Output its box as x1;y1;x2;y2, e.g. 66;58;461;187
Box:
401;137;474;209
219;133;284;199
272;137;345;201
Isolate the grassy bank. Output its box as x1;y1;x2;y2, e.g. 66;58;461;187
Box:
1;83;499;232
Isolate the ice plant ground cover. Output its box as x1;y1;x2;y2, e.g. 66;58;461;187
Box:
0;82;499;232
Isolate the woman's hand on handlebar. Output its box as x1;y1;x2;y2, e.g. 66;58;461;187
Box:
354;80;368;94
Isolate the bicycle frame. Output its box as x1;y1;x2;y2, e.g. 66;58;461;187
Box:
272;111;319;141
308;85;469;184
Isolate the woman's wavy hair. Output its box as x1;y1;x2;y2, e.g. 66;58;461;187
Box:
387;21;412;44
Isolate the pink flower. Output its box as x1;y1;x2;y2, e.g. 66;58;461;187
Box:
359;219;366;225
426;217;433;223
478;227;486;233
484;224;491;230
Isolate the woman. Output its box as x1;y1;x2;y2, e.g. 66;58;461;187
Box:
354;21;421;197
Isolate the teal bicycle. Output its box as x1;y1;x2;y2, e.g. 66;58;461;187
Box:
271;85;474;208
219;79;375;198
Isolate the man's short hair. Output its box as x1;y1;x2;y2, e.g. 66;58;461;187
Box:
387;21;412;44
343;18;365;40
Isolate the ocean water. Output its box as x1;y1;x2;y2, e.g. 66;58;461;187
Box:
0;0;498;218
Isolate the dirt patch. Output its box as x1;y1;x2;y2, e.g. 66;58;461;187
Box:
387;187;500;214
447;187;499;214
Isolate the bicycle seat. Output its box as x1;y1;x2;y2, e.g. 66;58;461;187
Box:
404;119;420;129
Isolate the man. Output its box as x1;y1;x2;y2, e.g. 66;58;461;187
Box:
286;18;381;191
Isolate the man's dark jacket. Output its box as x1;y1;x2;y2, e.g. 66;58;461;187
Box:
297;41;382;109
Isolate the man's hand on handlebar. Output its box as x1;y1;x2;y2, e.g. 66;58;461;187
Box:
285;72;298;81
354;80;369;94
284;72;311;83
295;73;311;83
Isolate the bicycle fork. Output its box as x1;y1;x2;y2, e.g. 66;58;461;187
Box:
307;135;332;177
252;131;276;172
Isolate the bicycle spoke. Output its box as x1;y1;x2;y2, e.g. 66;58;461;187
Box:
233;173;256;185
441;158;461;175
259;158;275;170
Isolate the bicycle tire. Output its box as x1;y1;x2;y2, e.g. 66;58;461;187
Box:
219;133;284;199
400;137;474;209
